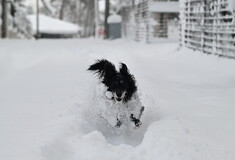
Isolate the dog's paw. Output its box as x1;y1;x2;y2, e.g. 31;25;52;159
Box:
114;117;122;128
115;121;122;128
135;120;142;127
131;120;142;129
130;114;142;128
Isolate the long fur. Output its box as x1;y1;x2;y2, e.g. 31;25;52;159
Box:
88;59;137;102
88;59;143;127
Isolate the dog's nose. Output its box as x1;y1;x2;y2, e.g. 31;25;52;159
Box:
116;91;122;98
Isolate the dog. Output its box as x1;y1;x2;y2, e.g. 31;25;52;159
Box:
88;59;144;128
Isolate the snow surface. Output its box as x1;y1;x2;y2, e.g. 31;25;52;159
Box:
27;15;80;34
0;39;235;160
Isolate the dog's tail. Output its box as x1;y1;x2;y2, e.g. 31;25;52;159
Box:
88;59;116;78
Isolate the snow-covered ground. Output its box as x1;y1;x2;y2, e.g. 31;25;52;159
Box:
0;39;235;160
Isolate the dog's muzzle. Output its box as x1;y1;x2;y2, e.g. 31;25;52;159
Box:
114;91;126;102
105;91;126;102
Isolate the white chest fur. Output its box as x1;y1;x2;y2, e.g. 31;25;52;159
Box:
92;84;142;127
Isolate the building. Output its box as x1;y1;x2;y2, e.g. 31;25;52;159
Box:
27;15;81;38
180;0;235;58
121;0;180;42
107;14;122;39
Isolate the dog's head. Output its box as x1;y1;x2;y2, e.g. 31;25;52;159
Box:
88;59;137;102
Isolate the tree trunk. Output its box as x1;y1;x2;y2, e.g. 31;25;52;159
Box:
104;0;110;39
36;0;40;39
94;0;99;38
59;0;66;20
1;0;8;38
78;0;83;25
83;0;95;37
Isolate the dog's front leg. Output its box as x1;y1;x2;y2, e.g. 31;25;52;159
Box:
130;114;142;127
115;118;122;128
115;114;126;128
130;106;145;127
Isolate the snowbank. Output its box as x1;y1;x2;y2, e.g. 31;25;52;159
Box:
0;39;235;160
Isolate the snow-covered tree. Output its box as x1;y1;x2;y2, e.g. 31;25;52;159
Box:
1;0;32;38
10;0;32;38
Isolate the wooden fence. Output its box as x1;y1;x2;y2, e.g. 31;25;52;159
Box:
180;0;235;58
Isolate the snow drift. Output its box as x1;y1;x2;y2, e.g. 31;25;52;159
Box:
0;39;235;160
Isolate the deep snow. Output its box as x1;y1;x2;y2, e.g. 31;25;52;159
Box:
0;39;235;160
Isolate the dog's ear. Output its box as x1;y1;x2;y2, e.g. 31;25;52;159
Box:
119;63;130;76
120;63;137;101
104;61;117;78
88;59;116;78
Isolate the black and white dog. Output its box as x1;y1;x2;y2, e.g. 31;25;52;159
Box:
88;59;144;128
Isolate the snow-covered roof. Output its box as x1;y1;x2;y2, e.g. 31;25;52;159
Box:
107;14;122;23
27;14;80;34
148;2;179;13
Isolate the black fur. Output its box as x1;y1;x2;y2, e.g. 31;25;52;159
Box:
130;106;145;127
88;59;137;102
88;59;144;127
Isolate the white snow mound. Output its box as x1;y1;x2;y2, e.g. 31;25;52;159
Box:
75;81;158;146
